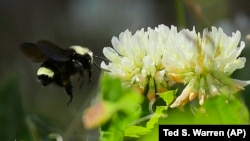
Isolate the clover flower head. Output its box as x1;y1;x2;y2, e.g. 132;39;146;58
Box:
163;27;250;107
101;24;250;108
101;25;175;94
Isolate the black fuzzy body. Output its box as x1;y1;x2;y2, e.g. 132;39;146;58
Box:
21;40;93;105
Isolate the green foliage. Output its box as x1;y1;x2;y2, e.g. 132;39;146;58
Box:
90;74;250;141
124;126;151;138
123;90;176;138
91;75;177;141
95;74;144;141
101;74;125;102
194;94;249;124
139;94;249;140
84;74;176;141
124;106;168;138
0;76;30;141
158;90;176;106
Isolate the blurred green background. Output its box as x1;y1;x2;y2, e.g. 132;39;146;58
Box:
0;0;250;140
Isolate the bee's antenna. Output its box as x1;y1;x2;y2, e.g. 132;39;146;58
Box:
94;55;109;62
93;55;111;72
94;62;102;70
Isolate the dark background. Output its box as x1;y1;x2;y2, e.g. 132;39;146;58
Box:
0;0;250;140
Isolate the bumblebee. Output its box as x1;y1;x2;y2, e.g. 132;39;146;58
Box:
21;40;93;105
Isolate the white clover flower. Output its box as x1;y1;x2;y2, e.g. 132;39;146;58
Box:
163;27;250;108
101;24;250;108
101;25;176;95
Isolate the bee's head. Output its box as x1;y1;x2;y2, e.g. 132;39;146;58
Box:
69;46;93;64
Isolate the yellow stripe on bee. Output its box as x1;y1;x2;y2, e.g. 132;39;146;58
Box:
37;67;54;78
70;46;90;55
70;46;93;63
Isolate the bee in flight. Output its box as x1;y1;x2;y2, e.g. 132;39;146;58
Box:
20;40;94;106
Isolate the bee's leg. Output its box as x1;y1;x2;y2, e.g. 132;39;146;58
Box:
88;67;92;83
65;81;73;106
73;60;84;88
78;69;84;88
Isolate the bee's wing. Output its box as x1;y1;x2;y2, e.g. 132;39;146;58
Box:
36;40;71;61
20;42;48;63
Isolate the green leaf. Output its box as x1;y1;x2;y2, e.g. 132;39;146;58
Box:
194;94;249;124
124;126;151;137
100;130;123;141
117;91;143;115
122;91;174;138
146;106;167;129
124;106;167;137
98;74;144;141
158;90;176;106
101;73;123;102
